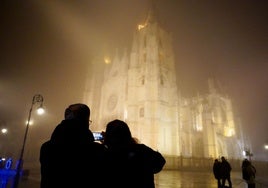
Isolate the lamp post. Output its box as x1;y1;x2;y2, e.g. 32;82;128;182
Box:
12;94;44;188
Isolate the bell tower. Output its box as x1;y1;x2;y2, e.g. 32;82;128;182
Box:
126;10;180;155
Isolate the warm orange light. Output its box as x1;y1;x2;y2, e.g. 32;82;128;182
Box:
138;24;146;30
104;57;111;64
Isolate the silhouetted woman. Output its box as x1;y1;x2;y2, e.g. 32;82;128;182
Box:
103;119;166;188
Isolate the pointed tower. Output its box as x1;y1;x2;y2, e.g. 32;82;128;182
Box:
127;9;180;155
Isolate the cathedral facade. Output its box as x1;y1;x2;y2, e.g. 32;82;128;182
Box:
83;11;245;160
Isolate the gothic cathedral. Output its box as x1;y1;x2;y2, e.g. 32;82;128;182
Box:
83;10;245;160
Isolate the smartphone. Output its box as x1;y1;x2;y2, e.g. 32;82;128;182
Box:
93;132;104;141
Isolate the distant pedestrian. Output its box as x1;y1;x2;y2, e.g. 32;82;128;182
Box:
242;159;256;188
220;156;232;188
213;159;222;188
39;103;107;188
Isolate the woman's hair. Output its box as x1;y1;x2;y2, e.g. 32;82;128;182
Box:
104;119;133;147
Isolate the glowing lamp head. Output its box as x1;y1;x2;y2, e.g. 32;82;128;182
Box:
37;106;45;115
1;128;7;134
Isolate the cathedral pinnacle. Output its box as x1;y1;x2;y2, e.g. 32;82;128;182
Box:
138;0;158;30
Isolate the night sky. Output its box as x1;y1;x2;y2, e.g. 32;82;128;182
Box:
0;0;267;161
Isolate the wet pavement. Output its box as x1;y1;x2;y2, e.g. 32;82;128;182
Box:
155;170;246;188
155;171;268;188
4;169;268;188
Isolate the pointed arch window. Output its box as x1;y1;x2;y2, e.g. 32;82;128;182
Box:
139;107;144;118
159;39;163;48
141;75;145;85
160;75;164;85
144;37;146;47
143;52;147;62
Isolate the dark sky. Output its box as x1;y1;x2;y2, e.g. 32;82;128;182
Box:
0;0;267;160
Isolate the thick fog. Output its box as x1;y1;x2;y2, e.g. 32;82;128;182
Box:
0;0;267;161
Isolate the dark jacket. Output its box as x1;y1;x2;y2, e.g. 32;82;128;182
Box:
213;160;222;179
221;159;232;178
104;143;166;188
242;159;256;184
40;119;106;188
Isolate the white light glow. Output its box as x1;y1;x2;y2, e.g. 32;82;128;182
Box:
37;107;45;115
26;120;33;126
1;128;7;134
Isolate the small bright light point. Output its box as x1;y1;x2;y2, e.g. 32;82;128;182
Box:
104;57;111;64
26;120;33;125
1;128;7;134
37;107;45;115
138;24;146;30
264;145;268;150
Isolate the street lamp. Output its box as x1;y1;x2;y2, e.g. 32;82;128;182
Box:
1;128;8;134
12;94;44;188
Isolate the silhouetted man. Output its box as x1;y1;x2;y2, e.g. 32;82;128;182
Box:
40;103;106;188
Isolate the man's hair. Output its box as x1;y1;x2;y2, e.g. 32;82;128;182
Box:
64;103;90;121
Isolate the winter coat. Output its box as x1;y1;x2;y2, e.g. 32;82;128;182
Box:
104;143;166;188
40;119;107;188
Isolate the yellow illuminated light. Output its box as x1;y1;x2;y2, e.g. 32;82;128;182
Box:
26;120;33;126
104;57;111;64
138;24;147;30
224;127;235;137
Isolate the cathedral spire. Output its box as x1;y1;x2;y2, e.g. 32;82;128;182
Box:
145;0;158;24
138;0;159;30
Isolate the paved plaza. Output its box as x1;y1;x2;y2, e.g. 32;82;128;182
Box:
13;169;267;188
156;170;246;188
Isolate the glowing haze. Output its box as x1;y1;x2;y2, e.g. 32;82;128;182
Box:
0;0;267;161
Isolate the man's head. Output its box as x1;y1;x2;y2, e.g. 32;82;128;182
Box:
64;103;90;122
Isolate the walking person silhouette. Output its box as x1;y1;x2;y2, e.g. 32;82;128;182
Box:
221;156;232;188
242;159;256;188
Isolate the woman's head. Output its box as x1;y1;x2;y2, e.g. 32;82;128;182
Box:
104;119;132;147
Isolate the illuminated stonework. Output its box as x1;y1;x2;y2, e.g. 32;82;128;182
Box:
84;10;246;159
